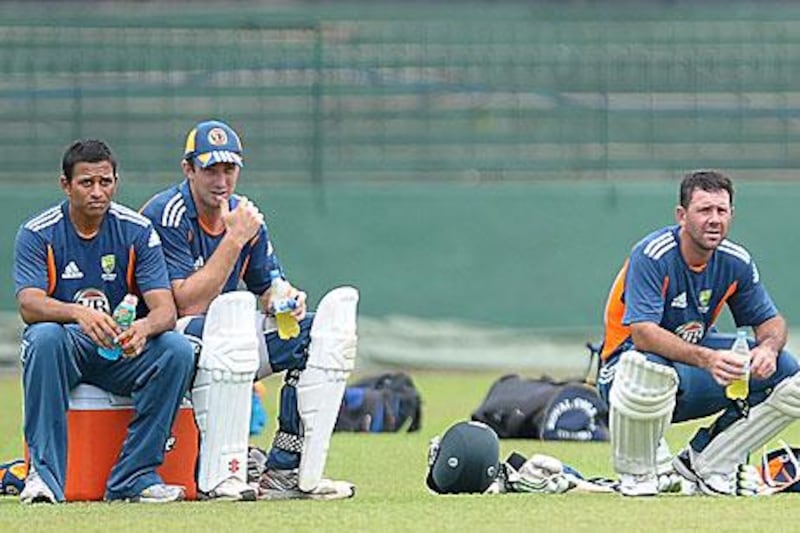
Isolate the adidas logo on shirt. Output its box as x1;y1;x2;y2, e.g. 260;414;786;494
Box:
148;228;161;248
670;292;687;309
61;261;84;280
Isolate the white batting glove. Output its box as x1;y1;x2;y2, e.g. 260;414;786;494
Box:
734;464;760;497
511;454;572;494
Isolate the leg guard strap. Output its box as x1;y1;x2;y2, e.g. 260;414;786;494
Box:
273;431;304;454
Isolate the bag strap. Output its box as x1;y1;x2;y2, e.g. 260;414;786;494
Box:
583;342;602;386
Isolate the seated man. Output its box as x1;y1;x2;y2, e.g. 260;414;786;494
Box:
141;119;358;501
15;139;195;503
597;170;800;496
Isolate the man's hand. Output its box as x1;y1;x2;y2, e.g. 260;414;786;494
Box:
750;344;778;379
73;305;120;348
117;319;151;359
222;196;263;247
261;284;308;321
290;288;307;321
706;349;749;386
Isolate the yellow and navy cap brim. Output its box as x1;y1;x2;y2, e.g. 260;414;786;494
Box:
194;150;244;168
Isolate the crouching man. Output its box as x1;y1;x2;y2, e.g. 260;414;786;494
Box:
597;170;800;496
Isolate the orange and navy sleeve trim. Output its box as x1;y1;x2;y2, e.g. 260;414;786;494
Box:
46;244;56;296
601;259;669;360
126;245;139;296
710;281;738;325
601;260;630;360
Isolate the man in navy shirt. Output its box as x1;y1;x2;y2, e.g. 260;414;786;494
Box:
14;140;195;503
142;120;358;501
598;170;800;496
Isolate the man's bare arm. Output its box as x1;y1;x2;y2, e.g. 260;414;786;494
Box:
630;322;746;386
753;314;787;356
172;199;263;317
630;322;714;367
750;314;787;380
17;287;118;347
139;288;177;336
171;234;244;316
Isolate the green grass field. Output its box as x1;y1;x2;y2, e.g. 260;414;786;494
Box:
1;370;799;532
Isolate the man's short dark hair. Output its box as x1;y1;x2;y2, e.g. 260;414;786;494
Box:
679;170;734;208
61;139;118;181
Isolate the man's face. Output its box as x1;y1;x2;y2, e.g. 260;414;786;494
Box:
61;161;117;218
676;187;733;252
184;160;240;210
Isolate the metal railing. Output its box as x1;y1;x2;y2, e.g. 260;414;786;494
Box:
1;3;800;184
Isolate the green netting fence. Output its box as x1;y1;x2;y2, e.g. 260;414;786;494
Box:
2;3;800;184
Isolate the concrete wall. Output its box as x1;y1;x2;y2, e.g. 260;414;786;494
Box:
4;180;799;330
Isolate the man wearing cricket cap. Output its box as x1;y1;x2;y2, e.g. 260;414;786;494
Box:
141;119;359;501
183;120;244;169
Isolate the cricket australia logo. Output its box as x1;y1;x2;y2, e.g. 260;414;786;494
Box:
101;254;117;282
698;289;713;314
675;321;705;344
208;127;229;146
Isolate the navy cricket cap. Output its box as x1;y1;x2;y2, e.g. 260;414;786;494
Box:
183;120;243;169
426;421;500;494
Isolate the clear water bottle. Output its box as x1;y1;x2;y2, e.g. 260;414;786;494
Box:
97;294;139;360
725;330;750;400
269;269;300;340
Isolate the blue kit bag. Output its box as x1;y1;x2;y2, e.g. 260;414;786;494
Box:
335;372;422;433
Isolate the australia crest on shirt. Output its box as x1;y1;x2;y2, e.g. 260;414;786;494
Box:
101;254;117;282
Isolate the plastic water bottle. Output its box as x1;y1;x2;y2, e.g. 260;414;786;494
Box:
270;270;300;340
97;294;138;360
725;330;751;400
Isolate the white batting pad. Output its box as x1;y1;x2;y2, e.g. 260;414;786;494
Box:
192;292;259;492
655;438;673;475
609;351;678;475
694;371;800;479
296;287;359;492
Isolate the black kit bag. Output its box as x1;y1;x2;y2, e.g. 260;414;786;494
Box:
334;372;422;433
471;375;608;441
471;345;609;441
